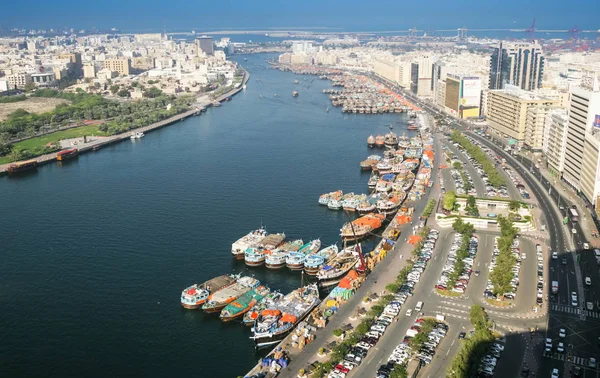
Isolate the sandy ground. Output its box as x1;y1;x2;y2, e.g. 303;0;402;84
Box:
0;98;70;121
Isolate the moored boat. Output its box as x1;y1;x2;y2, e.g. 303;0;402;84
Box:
267;239;304;269
202;276;261;313
356;201;376;214
375;135;385;148
231;228;268;260
180;274;238;309
317;244;362;288
243;291;285;326
340;213;386;241
328;199;342;210
304;244;338;275
286;239;321;270
367;135;376;147
220;285;271;322
251;284;321;347
6;159;38;174
56;148;78;161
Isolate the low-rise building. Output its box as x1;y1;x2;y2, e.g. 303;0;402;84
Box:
104;58;131;76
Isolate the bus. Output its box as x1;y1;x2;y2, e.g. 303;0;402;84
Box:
569;208;579;222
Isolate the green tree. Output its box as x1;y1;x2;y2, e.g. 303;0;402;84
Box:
443;191;457;211
110;85;120;94
117;89;130;98
453;161;463;170
509;200;521;212
144;87;163;98
24;82;36;92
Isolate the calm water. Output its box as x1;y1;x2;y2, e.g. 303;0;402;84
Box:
0;53;412;378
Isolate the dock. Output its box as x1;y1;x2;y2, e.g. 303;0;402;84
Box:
0;68;249;176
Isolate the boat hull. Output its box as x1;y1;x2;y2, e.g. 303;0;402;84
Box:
286;263;304;270
318;275;346;288
232;252;245;260
304;267;320;275
265;262;286;269
245;259;265;267
181;302;203;310
203;303;228;313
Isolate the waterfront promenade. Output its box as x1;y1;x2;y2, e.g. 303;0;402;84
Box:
0;69;249;175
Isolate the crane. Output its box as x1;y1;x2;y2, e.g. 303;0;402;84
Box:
525;18;536;39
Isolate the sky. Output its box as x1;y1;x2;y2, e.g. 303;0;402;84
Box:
1;0;598;32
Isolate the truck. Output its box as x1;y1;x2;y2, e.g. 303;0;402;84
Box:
552;281;559;295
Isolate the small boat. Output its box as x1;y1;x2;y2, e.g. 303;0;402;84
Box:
267;239;303;269
319;190;342;206
328;199;342;210
231;228;268;260
294;80;299;84
220;285;271;322
245;233;286;267
180;274;238;309
367;174;379;189
286;239;321;270
6;159;38;174
341;197;360;211
243;291;285;326
340;213;386;241
367;135;376;147
56;148;78;161
356;201;376;214
317;245;362;288
292;91;299;97
130;132;145;139
265;249;289;269
202;276;261;313
384;132;399;147
304;244;338;275
375;135;385;148
251;284;321;347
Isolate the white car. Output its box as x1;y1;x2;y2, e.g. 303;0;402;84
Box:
545;338;552;352
571;292;578;307
559;328;566;338
586;277;592;286
584;243;590;250
557;342;565;353
406;309;413;316
552;252;558;259
551;368;559;378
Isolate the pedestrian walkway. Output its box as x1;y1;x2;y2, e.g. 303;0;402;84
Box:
551;304;582;315
544;352;589;367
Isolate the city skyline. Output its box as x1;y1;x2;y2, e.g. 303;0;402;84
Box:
1;0;598;31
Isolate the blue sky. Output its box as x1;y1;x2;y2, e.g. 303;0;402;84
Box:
1;0;597;31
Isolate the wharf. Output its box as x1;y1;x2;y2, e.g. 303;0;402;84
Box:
0;69;249;176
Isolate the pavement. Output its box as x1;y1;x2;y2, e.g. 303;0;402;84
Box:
279;133;444;377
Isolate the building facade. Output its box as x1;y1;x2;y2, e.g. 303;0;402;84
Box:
486;85;557;147
543;109;569;175
444;75;481;119
195;36;214;56
563;73;600;200
489;41;544;91
104;58;131;76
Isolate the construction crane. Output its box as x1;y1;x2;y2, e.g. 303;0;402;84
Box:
568;26;581;41
525;18;536;39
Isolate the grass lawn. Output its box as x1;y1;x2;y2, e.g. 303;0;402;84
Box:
0;125;109;164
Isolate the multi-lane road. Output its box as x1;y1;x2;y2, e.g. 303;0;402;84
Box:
399;88;600;377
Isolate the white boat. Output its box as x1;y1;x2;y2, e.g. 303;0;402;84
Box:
328;199;342;210
231;228;268;260
130;132;145;139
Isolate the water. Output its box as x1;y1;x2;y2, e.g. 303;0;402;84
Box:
0;53;412;378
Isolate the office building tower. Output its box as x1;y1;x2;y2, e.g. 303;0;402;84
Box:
489;41;544;91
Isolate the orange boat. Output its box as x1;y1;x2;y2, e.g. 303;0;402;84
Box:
56;148;79;161
375;135;385;148
340;213;386;241
6;159;38;174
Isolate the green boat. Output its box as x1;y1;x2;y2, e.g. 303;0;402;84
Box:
219;285;270;322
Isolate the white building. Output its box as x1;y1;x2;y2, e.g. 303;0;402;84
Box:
563;72;600;201
543;109;569;175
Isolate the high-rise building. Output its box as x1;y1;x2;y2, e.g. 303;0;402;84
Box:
489;41;545;91
195;36;214;56
543;109;569;175
485;85;557;148
410;55;433;96
444;75;482;119
562;73;600;202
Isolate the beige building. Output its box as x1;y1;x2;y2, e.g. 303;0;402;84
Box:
83;64;96;79
543;109;569;175
132;57;154;71
104;58;131;76
6;73;32;89
486;85;557;148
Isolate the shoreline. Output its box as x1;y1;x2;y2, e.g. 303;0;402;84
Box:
0;69;249;176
